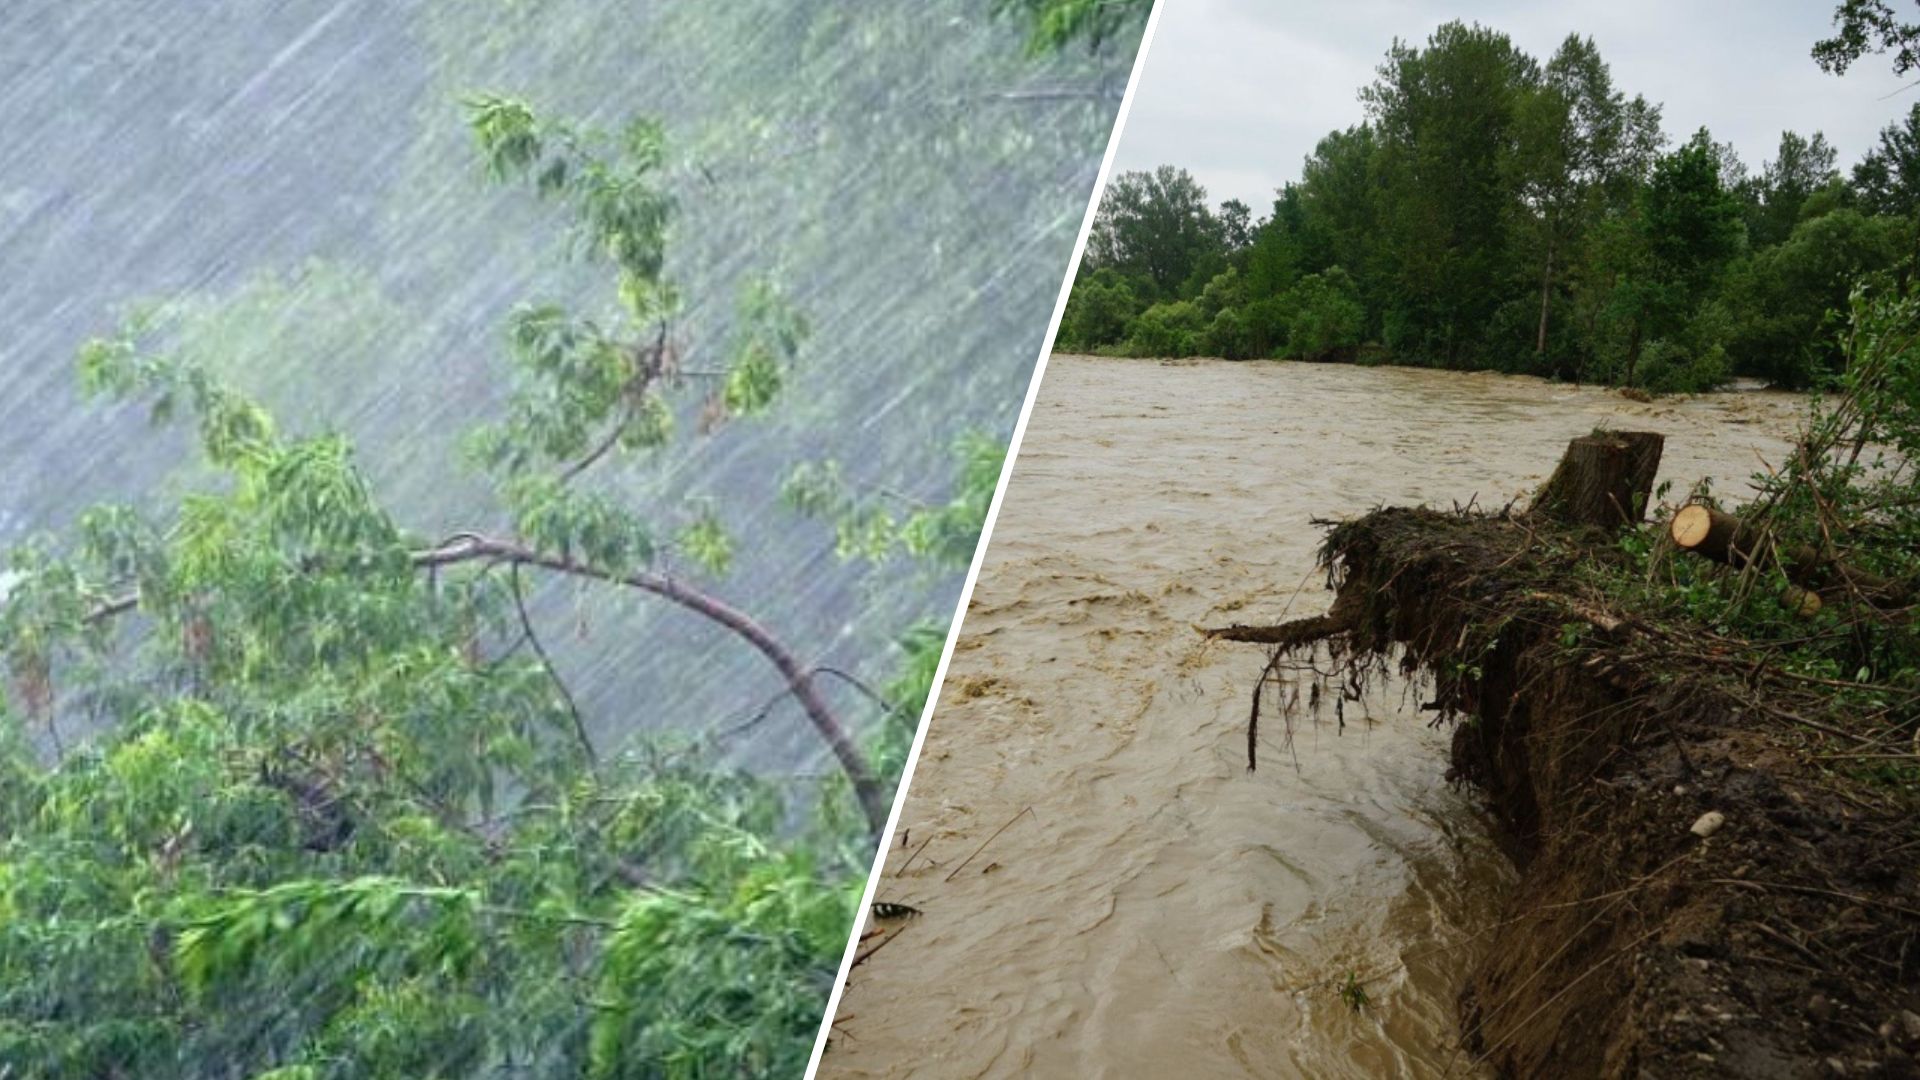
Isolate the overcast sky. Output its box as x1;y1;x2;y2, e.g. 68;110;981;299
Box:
1114;0;1919;211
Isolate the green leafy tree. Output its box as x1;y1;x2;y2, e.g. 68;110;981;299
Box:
1855;107;1920;218
1084;166;1226;301
1058;267;1142;350
1282;268;1367;361
1751;131;1841;247
1723;209;1906;385
1217;198;1256;259
1814;0;1920;75
1123;300;1207;357
1062;18;1917;392
1511;34;1663;362
0;94;993;1080
1362;21;1538;364
1582;130;1746;388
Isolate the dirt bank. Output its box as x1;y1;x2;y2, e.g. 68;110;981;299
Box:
1244;506;1920;1078
821;357;1812;1079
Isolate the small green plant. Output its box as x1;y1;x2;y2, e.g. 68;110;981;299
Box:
1338;970;1370;1012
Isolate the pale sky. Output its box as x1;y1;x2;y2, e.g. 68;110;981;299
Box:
1115;0;1920;211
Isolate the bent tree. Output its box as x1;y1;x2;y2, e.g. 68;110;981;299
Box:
0;98;989;1078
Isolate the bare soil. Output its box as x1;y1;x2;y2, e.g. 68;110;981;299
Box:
1250;507;1920;1078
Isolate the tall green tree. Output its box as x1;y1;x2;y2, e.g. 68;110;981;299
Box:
1752;130;1841;247
1585;129;1746;388
1083;166;1225;301
1059;15;1915;389
1511;34;1662;359
1217;198;1256;259
1362;21;1538;363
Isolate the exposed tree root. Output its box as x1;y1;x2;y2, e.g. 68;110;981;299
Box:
1214;506;1920;1079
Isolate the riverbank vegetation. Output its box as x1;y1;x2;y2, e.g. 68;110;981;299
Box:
1192;11;1920;1055
1060;21;1920;392
1200;283;1920;1073
1187;14;1920;1071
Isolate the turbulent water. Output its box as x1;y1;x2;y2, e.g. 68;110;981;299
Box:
822;356;1808;1079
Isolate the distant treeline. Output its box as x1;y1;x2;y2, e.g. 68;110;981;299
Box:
1060;22;1920;390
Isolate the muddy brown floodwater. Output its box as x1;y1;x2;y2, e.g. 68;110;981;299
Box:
823;356;1807;1079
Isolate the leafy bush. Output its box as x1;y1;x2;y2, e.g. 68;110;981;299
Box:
1202;306;1254;359
1611;283;1919;693
1197;267;1245;318
1057;267;1140;351
1632;336;1729;394
1282;268;1366;361
1721;209;1905;387
1123;299;1206;357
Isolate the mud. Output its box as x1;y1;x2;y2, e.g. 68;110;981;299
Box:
821;356;1808;1079
1266;507;1920;1078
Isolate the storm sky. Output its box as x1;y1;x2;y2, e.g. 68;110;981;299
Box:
1115;0;1919;211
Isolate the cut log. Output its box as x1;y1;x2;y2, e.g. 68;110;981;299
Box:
1669;503;1745;557
1670;504;1910;609
1781;586;1823;619
1532;431;1665;532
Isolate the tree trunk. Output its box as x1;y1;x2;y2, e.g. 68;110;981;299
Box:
1535;237;1555;356
1624;317;1643;389
1669;504;1911;609
1532;431;1665;532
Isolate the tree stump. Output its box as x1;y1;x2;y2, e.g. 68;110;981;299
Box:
1531;430;1665;532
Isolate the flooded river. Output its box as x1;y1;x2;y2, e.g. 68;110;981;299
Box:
822;356;1806;1079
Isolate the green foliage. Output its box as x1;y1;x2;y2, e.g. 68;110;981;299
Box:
1853;104;1920;221
1058;20;1911;392
1085;166;1223;302
1722;209;1905;386
1123;300;1206;357
1202;306;1253;360
1057;267;1140;351
782;434;1006;570
0;87;1000;1078
1814;0;1920;76
1281;268;1366;361
994;0;1152;54
1603;286;1920;695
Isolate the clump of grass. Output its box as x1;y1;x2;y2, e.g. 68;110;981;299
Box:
1338;970;1370;1013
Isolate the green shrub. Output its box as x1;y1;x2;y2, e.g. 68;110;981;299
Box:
1124;299;1206;357
1282;268;1365;361
1197;267;1246;318
1202;306;1253;359
1058;267;1140;351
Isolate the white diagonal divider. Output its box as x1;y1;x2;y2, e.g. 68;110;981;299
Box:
803;3;1173;1073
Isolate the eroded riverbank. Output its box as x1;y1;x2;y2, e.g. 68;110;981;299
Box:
823;356;1806;1079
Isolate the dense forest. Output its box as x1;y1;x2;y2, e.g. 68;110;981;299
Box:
1060;20;1920;391
0;2;1147;1078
